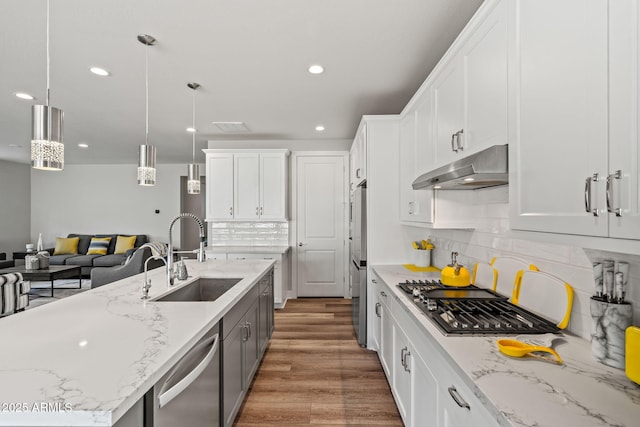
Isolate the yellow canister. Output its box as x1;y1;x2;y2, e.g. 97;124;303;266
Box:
626;326;640;385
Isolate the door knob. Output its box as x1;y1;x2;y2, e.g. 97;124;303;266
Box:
298;242;303;247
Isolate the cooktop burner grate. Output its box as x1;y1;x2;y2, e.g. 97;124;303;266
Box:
397;280;561;336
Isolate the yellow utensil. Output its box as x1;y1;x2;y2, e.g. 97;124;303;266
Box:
412;241;420;250
497;339;563;364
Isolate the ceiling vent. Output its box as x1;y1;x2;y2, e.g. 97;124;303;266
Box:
212;121;250;133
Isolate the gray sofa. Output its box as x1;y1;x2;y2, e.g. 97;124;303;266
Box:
90;247;165;288
47;234;149;276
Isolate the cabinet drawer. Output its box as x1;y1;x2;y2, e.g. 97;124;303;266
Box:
204;252;227;261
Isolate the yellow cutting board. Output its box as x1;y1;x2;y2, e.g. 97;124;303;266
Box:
490;256;539;299
513;270;574;329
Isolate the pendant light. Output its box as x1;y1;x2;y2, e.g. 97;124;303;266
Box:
31;0;64;171
187;82;201;194
137;34;157;186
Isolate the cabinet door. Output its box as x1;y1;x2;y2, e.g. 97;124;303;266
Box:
353;123;367;186
392;322;412;425
508;0;609;236
234;153;260;220
399;110;418;222
462;0;507;152
414;93;435;224
206;153;234;220
258;282;270;354
379;290;393;378
433;56;464;168
222;322;244;427
243;302;260;388
409;350;439;427
260;153;287;220
371;281;381;352
609;0;640;239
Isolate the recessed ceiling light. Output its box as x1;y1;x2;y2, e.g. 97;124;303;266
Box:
89;67;110;76
78;143;89;148
315;125;325;132
186;127;196;133
434;185;442;189
463;177;475;182
308;64;324;74
8;144;22;148
15;92;34;100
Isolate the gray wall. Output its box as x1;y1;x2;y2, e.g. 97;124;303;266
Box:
0;160;30;255
30;164;201;248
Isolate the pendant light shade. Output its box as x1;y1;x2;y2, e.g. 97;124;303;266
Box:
138;144;157;186
32;0;64;171
31;105;64;170
187;82;201;194
187;163;200;194
137;34;157;186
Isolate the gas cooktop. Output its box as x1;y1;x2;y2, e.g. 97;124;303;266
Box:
398;280;561;336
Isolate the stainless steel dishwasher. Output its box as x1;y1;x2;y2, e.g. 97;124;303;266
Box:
147;323;220;426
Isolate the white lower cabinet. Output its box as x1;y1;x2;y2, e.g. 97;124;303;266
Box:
227;252;289;308
375;278;497;427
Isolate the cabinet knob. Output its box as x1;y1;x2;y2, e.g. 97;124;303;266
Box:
298;242;303;247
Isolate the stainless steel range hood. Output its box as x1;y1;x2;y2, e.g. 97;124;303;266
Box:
412;144;508;190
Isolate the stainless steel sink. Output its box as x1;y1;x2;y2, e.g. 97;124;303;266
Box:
153;278;242;302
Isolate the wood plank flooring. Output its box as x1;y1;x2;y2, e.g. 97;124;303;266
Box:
233;298;403;427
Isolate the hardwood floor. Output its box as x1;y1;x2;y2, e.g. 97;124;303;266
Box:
233;298;403;427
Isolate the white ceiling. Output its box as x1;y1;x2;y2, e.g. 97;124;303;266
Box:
0;0;483;166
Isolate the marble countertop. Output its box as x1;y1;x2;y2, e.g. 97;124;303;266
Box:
0;259;275;426
205;245;291;254
372;265;640;427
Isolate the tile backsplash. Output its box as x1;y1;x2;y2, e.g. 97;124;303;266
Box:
406;187;640;340
208;221;288;246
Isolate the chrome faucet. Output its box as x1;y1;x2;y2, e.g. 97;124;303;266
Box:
142;255;168;299
168;213;206;286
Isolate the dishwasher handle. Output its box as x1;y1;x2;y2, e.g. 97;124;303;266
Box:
158;333;219;408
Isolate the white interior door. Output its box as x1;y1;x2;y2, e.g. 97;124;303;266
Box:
295;154;346;297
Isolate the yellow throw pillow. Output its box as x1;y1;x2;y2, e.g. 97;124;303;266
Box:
87;237;112;255
53;237;80;255
114;235;137;255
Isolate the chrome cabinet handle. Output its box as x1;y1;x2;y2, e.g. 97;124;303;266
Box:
606;170;622;217
356;168;361;179
256;206;259;216
456;129;464;151
246;321;252;338
260;206;263;215
448;386;470;410
242;325;249;342
375;302;381;317
400;347;407;369
451;132;457;152
408;201;414;215
380;291;387;297
229;206;233;216
585;173;599;216
404;350;411;373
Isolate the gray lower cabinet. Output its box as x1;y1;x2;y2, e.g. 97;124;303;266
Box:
221;268;274;427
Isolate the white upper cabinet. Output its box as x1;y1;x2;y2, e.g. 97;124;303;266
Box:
608;0;640;239
400;95;434;224
206;153;234;220
432;0;507;168
205;149;289;222
508;0;611;237
234;153;260;220
351;122;367;187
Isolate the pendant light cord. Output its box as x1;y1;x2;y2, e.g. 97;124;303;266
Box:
46;0;50;108
192;87;196;163
145;42;149;146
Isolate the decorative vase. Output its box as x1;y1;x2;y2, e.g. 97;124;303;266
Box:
37;233;43;252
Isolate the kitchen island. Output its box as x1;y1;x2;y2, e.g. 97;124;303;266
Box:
0;258;275;426
372;265;640;427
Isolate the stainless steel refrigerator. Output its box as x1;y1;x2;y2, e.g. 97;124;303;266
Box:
350;184;367;347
